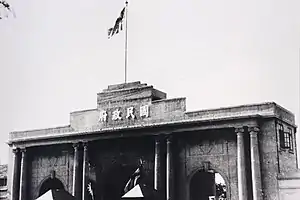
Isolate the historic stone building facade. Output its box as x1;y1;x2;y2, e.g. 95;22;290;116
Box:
0;164;8;200
7;82;299;200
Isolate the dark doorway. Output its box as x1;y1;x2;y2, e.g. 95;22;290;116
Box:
100;164;137;200
38;177;65;197
190;171;227;200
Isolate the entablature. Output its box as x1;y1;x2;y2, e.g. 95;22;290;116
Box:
9;114;261;148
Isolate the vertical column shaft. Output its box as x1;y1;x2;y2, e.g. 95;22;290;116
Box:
249;127;263;200
166;136;172;200
11;148;20;200
72;143;81;198
19;148;27;200
235;127;248;200
82;143;88;200
154;138;161;190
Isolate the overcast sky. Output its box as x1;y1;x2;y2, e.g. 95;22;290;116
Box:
0;0;299;164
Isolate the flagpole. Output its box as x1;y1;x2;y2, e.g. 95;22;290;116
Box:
124;0;128;83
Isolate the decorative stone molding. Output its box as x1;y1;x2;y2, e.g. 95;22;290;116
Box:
12;147;19;154
72;143;80;150
235;127;245;134
248;126;260;134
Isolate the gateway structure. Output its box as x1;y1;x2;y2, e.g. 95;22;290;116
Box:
7;81;299;200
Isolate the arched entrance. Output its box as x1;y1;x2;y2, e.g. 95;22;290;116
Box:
38;177;65;197
190;170;227;200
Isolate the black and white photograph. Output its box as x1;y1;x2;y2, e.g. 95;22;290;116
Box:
0;0;299;200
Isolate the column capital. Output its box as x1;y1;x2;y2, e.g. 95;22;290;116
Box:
20;148;26;159
12;148;19;154
166;135;173;144
82;142;88;150
235;127;245;134
155;136;164;144
248;126;260;134
72;143;80;149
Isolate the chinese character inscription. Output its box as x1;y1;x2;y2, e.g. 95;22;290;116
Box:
98;105;150;123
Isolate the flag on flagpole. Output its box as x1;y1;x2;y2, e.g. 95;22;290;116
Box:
124;159;143;194
107;1;129;83
0;0;11;11
108;6;126;39
0;0;15;19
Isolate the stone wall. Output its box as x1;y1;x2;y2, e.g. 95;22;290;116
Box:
276;121;298;174
177;129;238;200
28;144;74;200
260;119;279;200
278;171;300;200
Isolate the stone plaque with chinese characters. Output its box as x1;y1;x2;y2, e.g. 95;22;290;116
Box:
98;105;150;125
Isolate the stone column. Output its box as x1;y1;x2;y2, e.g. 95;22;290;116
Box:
11;148;20;200
166;136;173;200
19;148;27;200
72;143;81;198
235;127;247;200
249;126;263;200
82;143;88;200
154;137;161;190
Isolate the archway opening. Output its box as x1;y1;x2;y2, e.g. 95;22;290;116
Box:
38;177;65;197
190;171;227;200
